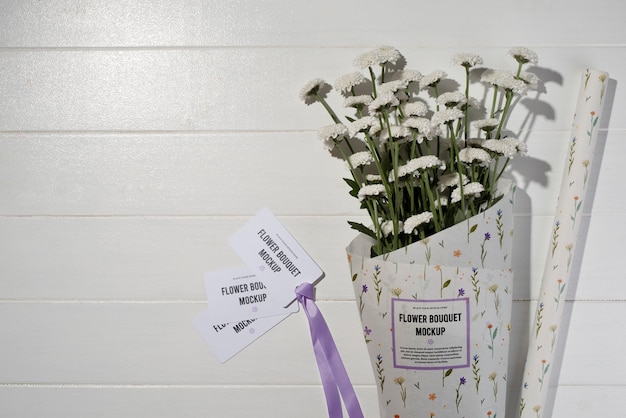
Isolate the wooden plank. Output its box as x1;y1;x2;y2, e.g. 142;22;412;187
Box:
0;0;623;48
0;131;621;216
0;214;621;301
0;383;618;418
0;301;623;386
0;47;621;132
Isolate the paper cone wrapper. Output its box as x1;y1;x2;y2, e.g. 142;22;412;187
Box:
347;180;515;418
518;69;609;417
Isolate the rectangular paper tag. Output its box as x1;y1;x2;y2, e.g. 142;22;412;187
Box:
204;266;298;325
228;208;324;307
192;309;289;363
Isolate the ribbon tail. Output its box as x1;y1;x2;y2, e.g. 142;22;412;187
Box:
296;283;364;418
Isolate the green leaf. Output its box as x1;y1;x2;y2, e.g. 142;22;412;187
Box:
352;274;358;282
348;221;376;239
445;369;453;377
442;279;451;288
469;224;478;234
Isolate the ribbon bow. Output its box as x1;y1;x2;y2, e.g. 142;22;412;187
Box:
296;282;364;418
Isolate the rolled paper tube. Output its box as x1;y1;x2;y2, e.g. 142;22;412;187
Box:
518;69;609;417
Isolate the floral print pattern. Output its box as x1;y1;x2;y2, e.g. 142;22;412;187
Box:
519;69;609;417
347;181;515;417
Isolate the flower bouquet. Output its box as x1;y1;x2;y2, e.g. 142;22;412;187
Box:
301;45;539;417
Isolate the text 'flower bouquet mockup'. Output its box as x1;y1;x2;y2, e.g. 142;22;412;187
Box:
301;45;541;418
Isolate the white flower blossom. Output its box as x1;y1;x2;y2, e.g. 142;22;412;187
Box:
333;72;367;94
490;137;527;157
317;123;348;151
431;108;464;125
366;174;382;182
452;52;483;68
368;91;400;114
378;125;411;145
357;184;387;202
481;70;528;95
473;118;500;131
391;156;445;181
348;116;379;137
402;102;429;117
402;117;434;143
353;45;402;69
518;71;539;90
466;96;482;109
458;147;492;166
348;151;374;168
395;70;422;84
421;70;447;88
508;46;538;65
403;212;434;234
437;172;469;191
451;182;485;203
378;80;408;95
344;95;373;109
380;219;402;237
299;78;327;102
436;91;467;108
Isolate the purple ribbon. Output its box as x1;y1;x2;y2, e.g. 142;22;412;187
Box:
296;282;364;418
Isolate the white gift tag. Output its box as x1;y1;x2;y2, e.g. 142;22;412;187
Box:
203;266;298;324
228;208;324;308
192;309;289;363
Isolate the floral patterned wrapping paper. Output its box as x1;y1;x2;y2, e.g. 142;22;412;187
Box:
518;69;609;418
347;180;515;418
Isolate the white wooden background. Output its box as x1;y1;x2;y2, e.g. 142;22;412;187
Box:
1;1;623;417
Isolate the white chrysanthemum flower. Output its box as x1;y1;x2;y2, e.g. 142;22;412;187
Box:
481;69;513;86
353;45;402;69
431;108;464;125
366;174;382;182
421;70;447;88
403;212;434;235
378;125;411;145
437;172;469;191
317;123;348;151
357;184;387;202
402;118;432;136
481;138;520;158
482;70;528;95
389;161;418;182
395;70;422;84
412;155;446;171
436;195;449;208
466;96;482;109
402;101;429;117
458;147;492;166
380;219;402;237
333;72;367;94
474;118;500;131
452;52;483;68
436;91;467;108
500;77;528;95
518;71;539;90
368;91;400;114
508;46;538;65
378;79;408;95
348;151;375;169
299;78;327;102
348;116;379;137
497;137;527;157
450;182;485;203
344;95;373;109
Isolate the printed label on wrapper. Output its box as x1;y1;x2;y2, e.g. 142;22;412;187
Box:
347;180;515;418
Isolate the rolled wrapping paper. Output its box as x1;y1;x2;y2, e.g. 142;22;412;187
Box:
518;69;609;417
